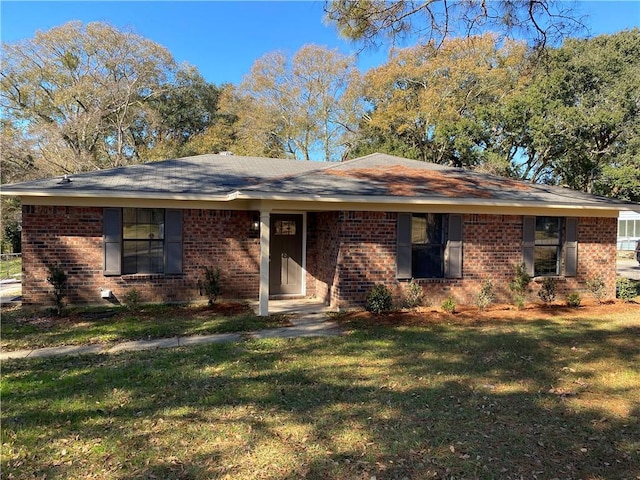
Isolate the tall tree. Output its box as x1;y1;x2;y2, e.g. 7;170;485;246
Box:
358;34;528;167
237;44;363;161
1;21;177;173
494;29;640;197
139;67;225;160
324;0;585;50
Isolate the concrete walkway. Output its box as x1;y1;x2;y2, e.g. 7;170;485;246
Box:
0;299;342;361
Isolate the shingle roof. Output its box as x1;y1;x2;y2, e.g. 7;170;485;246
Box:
1;154;325;196
1;152;634;210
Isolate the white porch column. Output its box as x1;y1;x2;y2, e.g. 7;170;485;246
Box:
258;210;271;316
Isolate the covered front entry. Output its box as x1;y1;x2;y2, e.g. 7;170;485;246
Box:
269;214;304;295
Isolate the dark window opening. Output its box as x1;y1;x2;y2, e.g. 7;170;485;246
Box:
534;216;561;276
411;213;445;278
122;208;165;274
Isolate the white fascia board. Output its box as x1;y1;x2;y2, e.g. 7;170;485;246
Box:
233;191;626;214
2;189;230;201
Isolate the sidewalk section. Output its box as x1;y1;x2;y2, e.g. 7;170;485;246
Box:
0;312;342;361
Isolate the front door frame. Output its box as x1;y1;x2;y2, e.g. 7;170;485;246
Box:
258;209;308;315
268;212;306;297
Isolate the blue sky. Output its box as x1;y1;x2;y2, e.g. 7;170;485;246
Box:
1;1;639;85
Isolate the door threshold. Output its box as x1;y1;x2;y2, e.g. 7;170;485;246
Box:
269;294;306;300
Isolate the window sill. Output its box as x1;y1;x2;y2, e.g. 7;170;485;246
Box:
398;277;452;283
105;273;184;279
533;276;566;282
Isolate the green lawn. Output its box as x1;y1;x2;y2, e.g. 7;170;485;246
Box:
2;310;638;479
0;304;289;351
0;255;21;279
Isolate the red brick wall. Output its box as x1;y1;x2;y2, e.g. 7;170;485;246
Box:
21;206;617;309
21;206;259;307
306;212;341;304
315;212;618;309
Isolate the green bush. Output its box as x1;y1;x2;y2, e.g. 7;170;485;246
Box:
537;277;557;304
46;264;67;317
476;280;496;311
616;278;638;302
509;263;531;309
441;296;456;314
198;266;222;306
566;292;581;308
365;284;393;314
122;288;142;311
586;276;607;304
402;280;424;309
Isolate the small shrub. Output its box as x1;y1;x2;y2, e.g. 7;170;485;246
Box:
537;277;557;304
441;296;456;314
122;288;142;311
198;266;222;306
616;278;638;302
509;263;531;309
46;264;67;317
512;294;526;310
476;280;496;311
366;284;393;314
566;292;581;308
586;276;607;304
402;280;424;309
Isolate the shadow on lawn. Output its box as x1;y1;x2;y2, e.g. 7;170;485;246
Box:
2;318;639;479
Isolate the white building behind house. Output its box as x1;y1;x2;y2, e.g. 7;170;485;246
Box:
618;210;640;250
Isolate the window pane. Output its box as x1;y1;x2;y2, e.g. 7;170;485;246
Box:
123;208;137;239
123;240;164;274
635;220;640;237
535;217;560;244
123;208;164;239
123;241;138;274
412;245;444;278
274;220;296;235
412;214;442;244
412;215;427;243
535;246;559;276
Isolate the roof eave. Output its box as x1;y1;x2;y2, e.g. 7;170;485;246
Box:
0;189;232;202
234;191;627;212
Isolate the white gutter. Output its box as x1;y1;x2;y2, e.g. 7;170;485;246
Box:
231;190;633;212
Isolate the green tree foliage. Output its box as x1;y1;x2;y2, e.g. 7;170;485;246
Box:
141;67;225;160
494;29;640;198
355;34;528;168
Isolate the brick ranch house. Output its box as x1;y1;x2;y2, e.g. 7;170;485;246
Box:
2;152;637;315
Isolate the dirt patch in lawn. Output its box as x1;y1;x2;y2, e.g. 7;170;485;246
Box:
337;299;640;327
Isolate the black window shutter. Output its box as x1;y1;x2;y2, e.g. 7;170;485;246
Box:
103;208;122;275
165;209;183;274
397;213;412;279
445;214;463;278
565;217;578;277
523;216;535;277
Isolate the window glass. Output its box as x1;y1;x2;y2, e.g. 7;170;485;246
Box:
535;216;560;243
411;214;444;278
122;208;165;274
534;216;561;276
274;220;296;235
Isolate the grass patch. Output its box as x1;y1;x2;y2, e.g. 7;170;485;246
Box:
0;255;21;279
0;303;290;351
2;310;638;479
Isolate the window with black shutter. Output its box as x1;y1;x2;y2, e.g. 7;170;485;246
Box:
103;208;182;275
397;213;463;279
